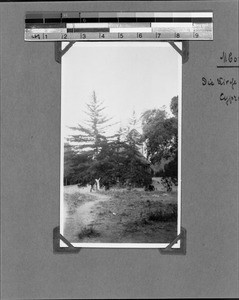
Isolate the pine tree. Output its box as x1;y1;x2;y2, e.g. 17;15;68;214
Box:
64;97;153;189
68;91;115;157
66;91;117;188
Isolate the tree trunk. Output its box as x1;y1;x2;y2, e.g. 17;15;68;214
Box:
95;178;100;191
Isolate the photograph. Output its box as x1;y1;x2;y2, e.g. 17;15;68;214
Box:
60;42;182;247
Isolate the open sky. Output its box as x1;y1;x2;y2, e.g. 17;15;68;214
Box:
62;42;181;138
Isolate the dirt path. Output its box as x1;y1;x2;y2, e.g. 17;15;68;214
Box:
63;185;178;244
75;190;110;225
63;185;110;241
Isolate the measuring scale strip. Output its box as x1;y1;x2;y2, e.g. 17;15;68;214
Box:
25;31;212;41
25;12;213;41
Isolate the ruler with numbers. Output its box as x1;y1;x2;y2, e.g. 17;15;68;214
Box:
25;12;213;41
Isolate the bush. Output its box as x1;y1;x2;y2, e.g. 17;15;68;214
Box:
161;177;177;192
147;204;177;222
78;227;101;239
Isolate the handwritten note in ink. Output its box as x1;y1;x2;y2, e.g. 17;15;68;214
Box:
201;51;239;105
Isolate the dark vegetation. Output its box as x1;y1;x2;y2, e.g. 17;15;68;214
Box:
64;92;178;192
147;203;177;222
78;226;101;239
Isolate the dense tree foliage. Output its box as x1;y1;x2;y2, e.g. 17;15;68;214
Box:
141;96;178;191
64;92;178;191
64;143;93;185
64;93;152;189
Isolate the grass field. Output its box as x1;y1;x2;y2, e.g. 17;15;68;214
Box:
63;186;178;244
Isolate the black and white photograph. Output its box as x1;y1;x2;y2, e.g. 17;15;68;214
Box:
60;42;182;247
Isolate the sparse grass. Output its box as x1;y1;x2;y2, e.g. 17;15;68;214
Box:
99;188;176;201
78;226;101;239
64;185;178;243
124;204;177;233
64;192;95;214
97;190;177;237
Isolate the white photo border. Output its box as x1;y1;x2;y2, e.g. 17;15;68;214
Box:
60;42;182;249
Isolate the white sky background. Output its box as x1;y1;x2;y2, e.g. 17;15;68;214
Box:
62;42;181;139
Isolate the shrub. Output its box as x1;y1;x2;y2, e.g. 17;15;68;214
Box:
147;204;177;222
78;227;101;239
